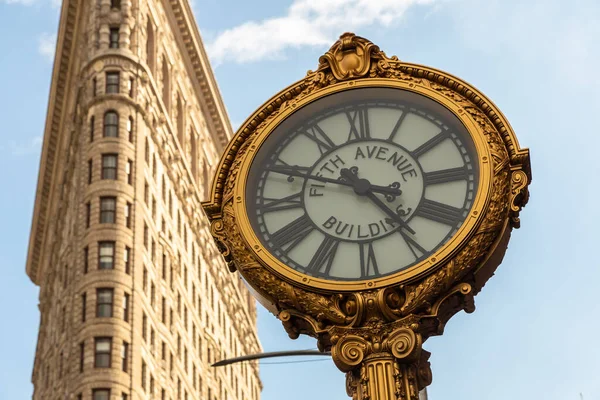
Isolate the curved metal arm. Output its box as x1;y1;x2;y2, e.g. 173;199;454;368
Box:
212;350;331;367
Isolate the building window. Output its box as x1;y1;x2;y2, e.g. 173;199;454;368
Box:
126;159;133;185
81;292;87;322
162;58;171;111
94;337;112;368
98;241;115;269
106;72;120;94
123;292;130;322
79;342;84;372
142;360;147;391
92;77;97;97
143;223;148;248
100;196;116;223
142;313;148;341
93;389;110;400
103;110;119;137
84;246;89;274
122;395;128;400
127;116;134;142
101;154;117;179
109;27;120;49
90;116;95;142
124;246;131;274
143;267;148;291
96;288;114;317
111;0;121;9
128;78;134;97
144;181;149;204
152;154;157;178
122;341;129;372
88;159;93;184
86;202;91;228
124;202;132;228
145;138;150;163
146;18;156;74
150;282;155;307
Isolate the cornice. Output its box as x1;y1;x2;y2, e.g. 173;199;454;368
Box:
166;0;233;153
26;0;81;285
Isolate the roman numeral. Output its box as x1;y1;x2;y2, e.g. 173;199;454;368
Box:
412;129;450;158
359;242;379;278
302;124;335;155
388;111;408;141
415;199;463;226
307;236;339;275
423;166;469;185
399;231;427;260
257;192;303;213
270;214;313;252
266;164;310;175
346;107;370;141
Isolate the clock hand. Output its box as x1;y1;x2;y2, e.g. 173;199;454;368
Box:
339;167;416;235
268;165;402;198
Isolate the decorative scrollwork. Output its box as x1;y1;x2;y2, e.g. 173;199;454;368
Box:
387;328;418;360
332;334;369;372
209;218;234;271
509;170;530;228
317;32;382;81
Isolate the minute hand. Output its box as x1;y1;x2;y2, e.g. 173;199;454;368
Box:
268;165;402;197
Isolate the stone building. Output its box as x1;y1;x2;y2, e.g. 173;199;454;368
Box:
25;0;262;399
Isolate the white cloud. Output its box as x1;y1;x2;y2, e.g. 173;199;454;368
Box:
38;32;57;62
206;0;436;65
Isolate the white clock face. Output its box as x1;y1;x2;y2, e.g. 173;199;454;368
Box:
246;88;478;281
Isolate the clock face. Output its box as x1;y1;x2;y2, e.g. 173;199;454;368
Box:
245;87;479;281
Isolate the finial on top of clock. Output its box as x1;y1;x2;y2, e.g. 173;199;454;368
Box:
314;32;399;81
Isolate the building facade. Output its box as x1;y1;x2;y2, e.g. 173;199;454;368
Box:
25;1;262;399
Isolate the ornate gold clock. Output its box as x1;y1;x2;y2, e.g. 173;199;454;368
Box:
202;33;530;400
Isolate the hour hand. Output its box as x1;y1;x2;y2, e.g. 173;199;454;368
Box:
340;167;416;235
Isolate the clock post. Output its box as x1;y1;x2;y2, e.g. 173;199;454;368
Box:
202;33;531;399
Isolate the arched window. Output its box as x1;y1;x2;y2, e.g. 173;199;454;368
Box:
103;111;119;138
162;58;171;112
146;18;155;74
187;129;197;178
176;95;184;145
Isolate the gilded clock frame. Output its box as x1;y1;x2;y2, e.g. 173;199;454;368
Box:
233;78;492;292
203;32;530;304
202;33;530;398
202;35;530;388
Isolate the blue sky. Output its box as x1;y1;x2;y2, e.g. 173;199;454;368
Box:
1;0;599;399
